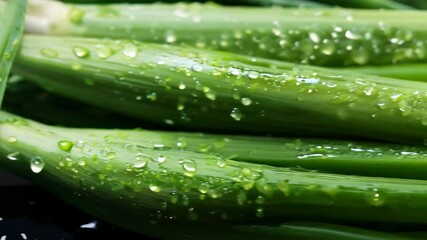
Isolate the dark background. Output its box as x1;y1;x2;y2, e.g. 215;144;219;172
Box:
0;170;154;240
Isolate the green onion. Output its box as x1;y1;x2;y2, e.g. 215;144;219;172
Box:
0;0;26;106
25;0;427;66
7;80;427;180
13;35;427;144
4;110;427;239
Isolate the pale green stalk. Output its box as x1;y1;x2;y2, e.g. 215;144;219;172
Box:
24;0;427;66
0;0;26;106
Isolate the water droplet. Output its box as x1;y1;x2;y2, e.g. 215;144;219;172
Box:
179;159;197;177
96;45;113;59
230;108;243;121
165;119;174;125
156;155;167;163
421;116;427;126
30;156;45;173
247;71;260;79
149;184;162;193
203;87;216;100
40;48;58;58
216;158;227;168
365;188;385;207
345;30;361;40
188;208;198;221
71;62;82;71
309;32;320;43
191;64;203;72
178;82;186;90
72;46;90;58
320;39;335;55
236;191;247;205
229;67;242;76
123;43;138;58
198;183;209;194
241;98;252;106
68;7;84;24
170;192;179;204
57;140;74;152
255;207;264;217
277;180;290;197
352;48;369;65
133;154;151;169
7;152;20;161
166;34;177;43
7;136;17;143
78;159;86;166
146;92;157;101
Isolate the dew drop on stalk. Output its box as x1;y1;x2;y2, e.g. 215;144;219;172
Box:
187;208;198;221
30;156;45;173
7;136;17;143
421;116;427;126
191;64;203;72
255;207;265;217
134;154;151;169
96;45;113;59
123;43;138;58
277;180;290;197
68;7;84;24
320;39;335;55
248;71;260;79
149;184;162;193
241;98;252;106
216;158;227;168
351;48;369;65
230;108;243;121
365;188;385;207
7;152;19;161
229;67;242;76
57;140;74;152
146;92;157;101
166;34;177;43
178;82;186;90
40;48;58;58
309;32;320;43
156;155;167;163
236;191;247;206
72;46;90;58
179;159;197;177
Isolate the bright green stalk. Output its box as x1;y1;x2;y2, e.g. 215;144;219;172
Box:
120;130;427;180
6;80;427;180
315;0;413;9
0;0;26;106
343;63;427;81
13;35;427;144
25;0;427;66
5;111;427;236
57;0;327;8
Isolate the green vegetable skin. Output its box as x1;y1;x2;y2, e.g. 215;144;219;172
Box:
5;111;427;238
14;35;427;144
58;0;328;8
25;0;427;67
0;0;26;106
6;81;427;180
